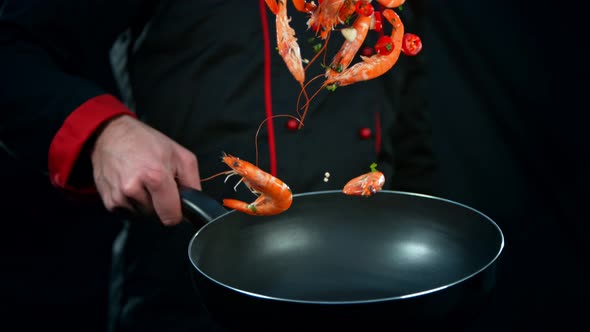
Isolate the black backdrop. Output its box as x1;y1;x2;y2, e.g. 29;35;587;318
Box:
1;1;587;331
420;1;588;330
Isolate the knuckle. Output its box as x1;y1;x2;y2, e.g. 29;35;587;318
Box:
120;179;143;198
141;168;167;189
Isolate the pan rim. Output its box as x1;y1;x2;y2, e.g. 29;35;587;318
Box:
188;190;505;305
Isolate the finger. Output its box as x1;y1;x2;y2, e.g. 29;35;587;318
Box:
120;177;154;215
95;177;137;213
143;168;183;226
175;150;202;190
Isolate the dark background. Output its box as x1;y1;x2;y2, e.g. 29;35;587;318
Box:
419;1;588;330
1;1;587;331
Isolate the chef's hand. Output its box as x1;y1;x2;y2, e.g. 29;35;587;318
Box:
90;115;201;226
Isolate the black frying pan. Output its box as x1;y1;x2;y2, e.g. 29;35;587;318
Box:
181;189;504;331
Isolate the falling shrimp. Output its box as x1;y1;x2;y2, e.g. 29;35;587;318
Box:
220;153;293;216
342;163;385;197
264;0;306;85
326;13;372;77
262;1;420;128
325;8;404;87
296;8;405;125
307;0;347;40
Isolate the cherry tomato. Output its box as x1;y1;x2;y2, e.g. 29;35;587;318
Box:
355;1;374;17
401;33;423;56
374;35;394;55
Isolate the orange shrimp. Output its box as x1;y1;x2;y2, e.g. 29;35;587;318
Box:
324;8;404;87
292;0;317;13
375;0;406;8
307;0;347;39
326;14;372;78
220;153;293;216
337;0;357;23
265;0;305;85
342;163;385;197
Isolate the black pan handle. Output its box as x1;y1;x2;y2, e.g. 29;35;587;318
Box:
180;187;229;228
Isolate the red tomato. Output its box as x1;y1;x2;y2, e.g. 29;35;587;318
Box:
401;33;423;56
355;1;374;17
374;36;394;55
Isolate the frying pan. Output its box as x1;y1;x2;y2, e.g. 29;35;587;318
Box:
181;188;504;331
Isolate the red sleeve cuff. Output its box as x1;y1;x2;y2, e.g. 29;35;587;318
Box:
48;94;137;191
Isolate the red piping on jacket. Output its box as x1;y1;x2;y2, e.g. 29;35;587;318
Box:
374;111;382;155
258;0;278;176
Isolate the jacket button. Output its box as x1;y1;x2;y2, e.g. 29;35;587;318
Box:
359;127;372;140
286;119;299;131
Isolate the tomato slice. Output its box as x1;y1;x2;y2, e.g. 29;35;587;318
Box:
355;1;374;17
401;33;423;56
372;11;383;32
374;35;394;55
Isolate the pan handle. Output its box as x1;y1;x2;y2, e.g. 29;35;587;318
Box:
180;187;229;228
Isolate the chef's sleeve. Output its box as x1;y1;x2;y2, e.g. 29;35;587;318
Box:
0;0;148;191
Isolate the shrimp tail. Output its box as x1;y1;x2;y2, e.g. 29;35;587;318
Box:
223;193;290;216
222;198;262;216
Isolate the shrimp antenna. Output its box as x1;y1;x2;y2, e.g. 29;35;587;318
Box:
200;152;235;182
200;170;234;182
296;82;310;119
254;114;303;166
295;73;326;128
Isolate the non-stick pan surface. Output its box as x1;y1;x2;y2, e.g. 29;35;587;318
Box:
184;190;504;331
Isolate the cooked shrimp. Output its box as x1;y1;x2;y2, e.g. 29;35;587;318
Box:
292;0;317;13
342;163;385;197
326;14;372;79
221;153;293;216
338;0;357;23
375;0;406;8
265;0;306;85
324;8;404;87
307;0;347;39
